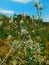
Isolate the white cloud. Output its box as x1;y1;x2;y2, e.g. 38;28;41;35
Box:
43;16;49;22
11;0;32;3
34;0;39;2
4;0;39;3
0;9;14;14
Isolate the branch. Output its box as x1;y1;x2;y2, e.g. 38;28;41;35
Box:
0;46;12;65
0;43;21;65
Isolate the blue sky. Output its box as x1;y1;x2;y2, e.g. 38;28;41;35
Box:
0;0;49;22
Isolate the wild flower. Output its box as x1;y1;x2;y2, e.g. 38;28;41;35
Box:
30;46;33;50
38;4;43;10
9;18;13;23
36;36;41;40
20;20;24;24
26;38;33;46
29;57;32;60
46;60;49;65
36;48;41;53
21;28;28;35
30;16;33;19
34;2;38;7
32;30;35;33
36;42;39;47
40;56;45;62
7;35;12;40
14;15;17;18
12;40;21;49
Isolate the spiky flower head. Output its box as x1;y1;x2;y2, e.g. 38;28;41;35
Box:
34;2;38;7
39;4;43;10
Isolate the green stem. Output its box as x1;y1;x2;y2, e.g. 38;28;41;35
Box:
40;11;42;18
36;7;39;17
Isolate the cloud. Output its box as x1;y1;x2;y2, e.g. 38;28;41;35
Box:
0;9;14;14
11;0;32;3
3;0;39;3
34;0;39;2
43;16;49;22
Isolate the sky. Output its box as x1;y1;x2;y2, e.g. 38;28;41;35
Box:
0;0;49;22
